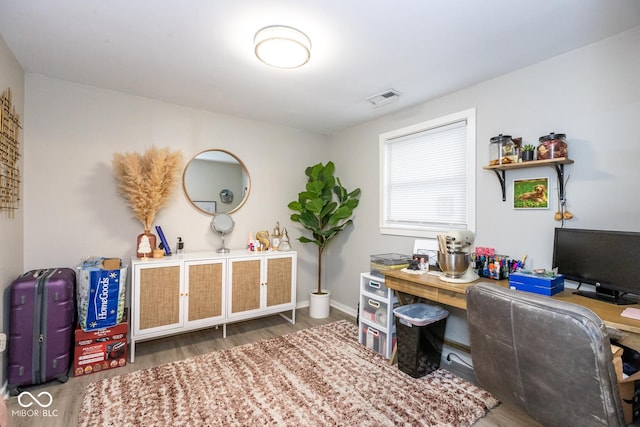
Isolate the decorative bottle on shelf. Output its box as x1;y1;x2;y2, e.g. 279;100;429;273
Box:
271;222;282;250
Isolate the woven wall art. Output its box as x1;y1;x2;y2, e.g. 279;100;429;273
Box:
0;88;21;218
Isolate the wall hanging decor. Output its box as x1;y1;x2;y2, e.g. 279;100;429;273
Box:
513;177;549;210
1;88;21;218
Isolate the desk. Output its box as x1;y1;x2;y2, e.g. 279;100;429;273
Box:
383;269;640;353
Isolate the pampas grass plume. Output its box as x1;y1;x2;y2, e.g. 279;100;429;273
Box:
113;146;183;230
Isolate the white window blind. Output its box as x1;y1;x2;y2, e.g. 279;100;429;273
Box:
379;109;476;237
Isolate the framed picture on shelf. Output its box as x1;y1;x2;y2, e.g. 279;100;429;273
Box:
513;177;549;209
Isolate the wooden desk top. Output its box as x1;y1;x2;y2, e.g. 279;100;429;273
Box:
383;269;640;337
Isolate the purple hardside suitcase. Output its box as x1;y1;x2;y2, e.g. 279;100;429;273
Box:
7;268;76;395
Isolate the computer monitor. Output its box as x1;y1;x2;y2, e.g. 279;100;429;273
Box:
552;227;640;305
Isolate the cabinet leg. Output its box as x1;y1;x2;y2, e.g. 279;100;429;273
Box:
223;324;227;339
277;310;296;324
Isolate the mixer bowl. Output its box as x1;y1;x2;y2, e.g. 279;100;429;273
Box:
437;252;470;278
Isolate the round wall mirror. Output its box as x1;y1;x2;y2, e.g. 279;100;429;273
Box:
183;149;251;215
211;213;235;253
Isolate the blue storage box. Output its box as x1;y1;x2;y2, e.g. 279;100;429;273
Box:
509;272;564;296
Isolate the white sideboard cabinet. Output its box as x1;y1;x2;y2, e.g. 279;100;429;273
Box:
130;250;296;362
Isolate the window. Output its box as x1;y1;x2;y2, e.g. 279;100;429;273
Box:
379;108;476;238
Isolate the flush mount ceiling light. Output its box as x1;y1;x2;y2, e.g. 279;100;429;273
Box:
254;25;311;69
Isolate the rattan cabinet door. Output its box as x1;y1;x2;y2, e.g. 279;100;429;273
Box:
136;264;183;334
265;255;293;308
229;258;262;315
185;259;225;326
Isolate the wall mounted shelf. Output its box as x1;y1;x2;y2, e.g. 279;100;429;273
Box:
483;157;574;201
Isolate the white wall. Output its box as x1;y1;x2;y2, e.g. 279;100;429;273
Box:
23;75;328;302
16;25;640;351
0;34;24;388
327;26;640;343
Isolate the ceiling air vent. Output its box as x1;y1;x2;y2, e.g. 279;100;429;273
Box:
365;89;401;108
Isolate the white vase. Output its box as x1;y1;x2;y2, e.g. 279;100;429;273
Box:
309;290;331;319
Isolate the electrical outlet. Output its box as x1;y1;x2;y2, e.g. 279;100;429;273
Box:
0;333;6;353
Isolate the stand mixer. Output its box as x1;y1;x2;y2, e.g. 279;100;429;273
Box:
437;229;479;283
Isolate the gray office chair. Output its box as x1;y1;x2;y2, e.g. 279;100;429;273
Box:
467;281;626;427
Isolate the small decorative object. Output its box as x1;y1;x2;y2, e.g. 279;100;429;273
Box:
271;222;281;249
155;225;172;255
488;134;516;166
288;161;361;319
278;228;291;251
555;175;573;221
513;177;549;209
136;230;155;258
537;132;568;160
112;146;182;258
219;189;233;203
176;237;185;254
152;249;164;258
521;144;535;162
256;230;270;250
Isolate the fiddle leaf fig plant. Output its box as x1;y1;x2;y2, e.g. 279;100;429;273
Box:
288;161;361;295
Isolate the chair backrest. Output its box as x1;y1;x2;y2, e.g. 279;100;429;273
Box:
466;281;625;427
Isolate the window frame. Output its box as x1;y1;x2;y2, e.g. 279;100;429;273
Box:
378;108;476;238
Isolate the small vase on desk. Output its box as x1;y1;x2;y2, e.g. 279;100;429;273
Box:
137;229;157;258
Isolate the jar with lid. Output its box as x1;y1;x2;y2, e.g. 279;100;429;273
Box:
537;132;568;160
489;134;517;166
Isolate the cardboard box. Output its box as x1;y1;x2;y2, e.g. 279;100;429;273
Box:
101;257;121;270
613;344;640;424
509;273;564;296
73;321;128;376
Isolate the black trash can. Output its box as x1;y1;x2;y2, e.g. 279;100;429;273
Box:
393;303;449;378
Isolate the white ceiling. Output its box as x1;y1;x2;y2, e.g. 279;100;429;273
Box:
1;1;639;135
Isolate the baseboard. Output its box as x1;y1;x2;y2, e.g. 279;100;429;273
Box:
295;299;357;318
442;343;473;368
330;300;357;318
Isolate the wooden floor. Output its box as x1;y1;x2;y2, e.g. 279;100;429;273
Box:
4;308;540;426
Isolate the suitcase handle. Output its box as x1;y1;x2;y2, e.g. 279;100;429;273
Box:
31;270;46;279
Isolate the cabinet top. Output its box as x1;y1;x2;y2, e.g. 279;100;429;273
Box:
131;249;296;265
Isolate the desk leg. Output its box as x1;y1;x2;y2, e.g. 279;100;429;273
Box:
388;289;410;366
394;289;414;306
390;342;397;365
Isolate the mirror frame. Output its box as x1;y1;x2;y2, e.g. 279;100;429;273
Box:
182;149;251;215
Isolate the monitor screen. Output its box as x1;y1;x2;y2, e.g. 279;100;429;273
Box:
552;227;640;304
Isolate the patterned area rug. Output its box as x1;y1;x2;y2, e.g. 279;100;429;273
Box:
77;320;498;426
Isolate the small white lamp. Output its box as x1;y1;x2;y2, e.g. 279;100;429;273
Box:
254;25;311;69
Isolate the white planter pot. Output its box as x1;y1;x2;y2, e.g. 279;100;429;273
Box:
309;290;331;319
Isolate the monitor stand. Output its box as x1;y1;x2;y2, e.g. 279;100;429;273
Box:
573;289;637;305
